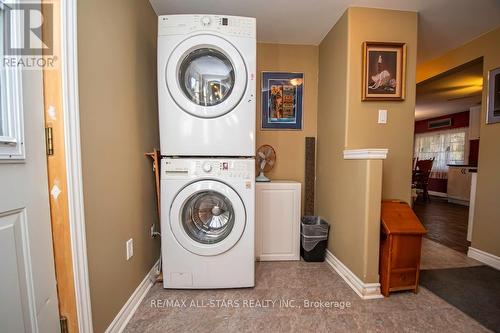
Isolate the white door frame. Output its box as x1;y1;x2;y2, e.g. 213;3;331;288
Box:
60;0;94;332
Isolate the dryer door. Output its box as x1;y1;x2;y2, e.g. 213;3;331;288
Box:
170;180;246;256
165;34;247;118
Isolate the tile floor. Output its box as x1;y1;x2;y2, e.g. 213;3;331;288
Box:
420;237;482;270
125;259;489;332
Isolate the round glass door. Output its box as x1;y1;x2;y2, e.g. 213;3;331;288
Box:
166;34;247;118
170;180;246;256
178;48;235;107
181;190;235;244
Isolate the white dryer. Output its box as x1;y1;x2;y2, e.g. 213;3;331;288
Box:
161;157;255;288
158;15;256;157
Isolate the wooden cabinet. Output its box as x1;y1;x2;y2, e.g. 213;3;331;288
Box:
255;181;301;261
447;166;473;205
379;201;427;297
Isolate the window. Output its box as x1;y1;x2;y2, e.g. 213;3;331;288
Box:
178;48;235;107
414;127;468;179
181;190;235;245
0;2;24;160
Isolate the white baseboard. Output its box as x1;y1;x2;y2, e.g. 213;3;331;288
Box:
467;247;500;270
105;260;160;333
428;191;448;198
257;254;300;261
447;197;470;206
325;250;383;300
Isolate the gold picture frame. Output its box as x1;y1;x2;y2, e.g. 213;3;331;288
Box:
362;42;407;101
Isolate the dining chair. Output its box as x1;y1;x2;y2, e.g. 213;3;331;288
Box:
413;157;435;202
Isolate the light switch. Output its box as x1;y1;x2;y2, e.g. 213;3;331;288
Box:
378;109;387;124
126;238;134;260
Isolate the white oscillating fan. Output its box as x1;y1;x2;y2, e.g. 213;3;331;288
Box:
256;145;276;182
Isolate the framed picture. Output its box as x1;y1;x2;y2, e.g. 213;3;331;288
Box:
362;42;406;101
487;67;500;124
261;72;303;130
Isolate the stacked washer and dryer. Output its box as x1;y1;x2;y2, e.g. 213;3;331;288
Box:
158;14;256;288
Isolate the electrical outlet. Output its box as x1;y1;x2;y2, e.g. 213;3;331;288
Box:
126;238;134;260
150;224;155;238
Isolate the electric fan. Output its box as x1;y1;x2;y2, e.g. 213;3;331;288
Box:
256;145;276;182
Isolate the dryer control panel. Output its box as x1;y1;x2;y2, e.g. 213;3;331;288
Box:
158;14;256;38
162;158;254;180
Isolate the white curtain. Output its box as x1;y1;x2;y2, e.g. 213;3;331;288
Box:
413;127;468;179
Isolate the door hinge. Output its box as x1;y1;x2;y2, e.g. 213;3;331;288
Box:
60;316;69;333
45;127;54;155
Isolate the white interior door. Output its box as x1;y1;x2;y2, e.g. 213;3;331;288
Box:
0;17;60;333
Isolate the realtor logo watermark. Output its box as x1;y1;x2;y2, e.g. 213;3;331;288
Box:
2;1;57;69
150;298;353;310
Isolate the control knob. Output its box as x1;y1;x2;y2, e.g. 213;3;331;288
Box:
202;162;212;173
201;16;211;26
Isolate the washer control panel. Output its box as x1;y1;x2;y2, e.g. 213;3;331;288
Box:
158;14;256;38
162;158;254;180
195;160;252;179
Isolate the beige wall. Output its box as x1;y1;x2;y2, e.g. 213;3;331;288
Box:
317;8;417;283
417;27;500;257
256;43;318;212
346;8;418;203
317;11;383;283
77;1;159;332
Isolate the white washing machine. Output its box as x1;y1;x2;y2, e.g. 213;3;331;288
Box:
161;157;255;288
158;14;256;157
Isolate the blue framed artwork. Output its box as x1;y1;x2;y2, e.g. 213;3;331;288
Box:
261;72;304;130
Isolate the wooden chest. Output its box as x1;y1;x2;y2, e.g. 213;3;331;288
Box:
379;201;427;297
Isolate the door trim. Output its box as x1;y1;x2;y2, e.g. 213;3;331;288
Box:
61;1;94;332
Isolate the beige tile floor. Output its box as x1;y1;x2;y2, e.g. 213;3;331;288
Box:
420;237;482;270
125;258;489;332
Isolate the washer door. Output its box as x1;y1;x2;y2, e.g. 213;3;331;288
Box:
166;34;247;118
170;180;246;256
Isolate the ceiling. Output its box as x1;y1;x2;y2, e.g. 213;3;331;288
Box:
415;60;483;121
149;0;500;63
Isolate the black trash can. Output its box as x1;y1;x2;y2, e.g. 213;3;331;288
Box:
301;216;330;262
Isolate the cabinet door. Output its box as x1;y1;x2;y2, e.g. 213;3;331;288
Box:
447;168;471;201
447;167;460;198
255;184;301;261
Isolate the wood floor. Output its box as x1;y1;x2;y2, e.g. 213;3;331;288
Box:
413;196;470;253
